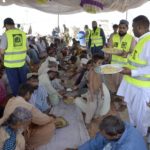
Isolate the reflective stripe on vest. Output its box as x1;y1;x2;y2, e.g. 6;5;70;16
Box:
128;59;147;68
90;28;103;47
85;29;91;42
4;59;25;63
124;75;150;87
111;33;133;65
4;29;27;68
124;34;150;87
5;50;27;55
111;59;127;65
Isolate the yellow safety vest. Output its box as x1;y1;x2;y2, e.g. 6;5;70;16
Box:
4;29;27;68
111;33;133;65
85;29;91;43
124;34;150;87
90;28;103;48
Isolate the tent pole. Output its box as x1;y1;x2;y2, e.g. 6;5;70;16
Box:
58;13;60;30
126;11;128;20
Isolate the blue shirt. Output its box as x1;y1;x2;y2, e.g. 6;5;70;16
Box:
79;123;147;150
29;85;50;112
77;31;86;46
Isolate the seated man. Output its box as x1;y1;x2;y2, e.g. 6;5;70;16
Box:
73;58;90;95
67;55;80;79
27;73;51;113
0;107;32;150
27;44;40;64
38;56;58;75
51;77;65;92
0;83;55;149
39;68;62;106
66;115;147;150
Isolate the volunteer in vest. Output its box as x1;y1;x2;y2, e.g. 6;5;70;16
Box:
109;19;135;65
117;15;150;136
89;21;106;57
84;25;91;48
106;20;136;98
108;24;118;43
0;18;28;96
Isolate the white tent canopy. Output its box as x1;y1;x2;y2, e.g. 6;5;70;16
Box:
0;0;149;14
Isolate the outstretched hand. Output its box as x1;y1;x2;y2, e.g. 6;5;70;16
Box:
120;67;131;76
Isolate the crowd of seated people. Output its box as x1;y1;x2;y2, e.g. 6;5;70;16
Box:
0;25;148;149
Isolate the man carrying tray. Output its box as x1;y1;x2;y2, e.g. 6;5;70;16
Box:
109;19;136;65
117;15;150;137
105;20;136;101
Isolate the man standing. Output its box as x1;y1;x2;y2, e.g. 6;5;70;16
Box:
89;21;106;57
106;20;136;96
63;24;70;46
84;25;91;48
108;24;118;43
0;18;28;96
109;20;136;65
118;15;150;136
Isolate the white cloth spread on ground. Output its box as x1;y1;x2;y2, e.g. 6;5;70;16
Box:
37;102;90;150
117;32;150;136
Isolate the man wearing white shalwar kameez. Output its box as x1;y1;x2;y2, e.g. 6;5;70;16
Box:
117;15;150;136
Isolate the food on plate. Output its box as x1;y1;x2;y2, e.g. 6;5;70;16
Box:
102;48;122;54
101;66;120;74
55;117;69;128
64;96;74;104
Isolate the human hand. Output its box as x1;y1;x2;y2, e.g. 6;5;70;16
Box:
59;90;66;96
121;51;128;58
120;67;131;76
115;50;127;57
48;114;57;119
73;86;78;91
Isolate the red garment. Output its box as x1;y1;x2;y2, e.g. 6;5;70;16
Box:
0;80;6;104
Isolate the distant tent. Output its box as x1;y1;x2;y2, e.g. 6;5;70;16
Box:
0;0;148;14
